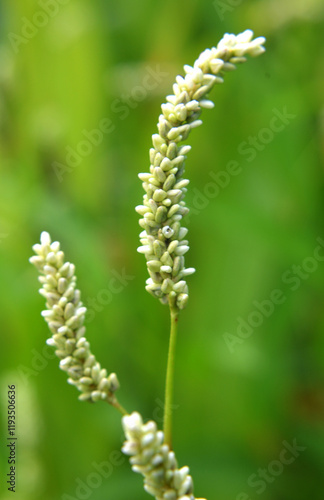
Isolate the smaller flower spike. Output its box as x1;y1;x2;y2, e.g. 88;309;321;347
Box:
122;411;206;500
30;231;119;403
136;29;266;309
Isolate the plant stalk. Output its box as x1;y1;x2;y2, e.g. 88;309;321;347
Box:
163;303;179;448
110;397;129;416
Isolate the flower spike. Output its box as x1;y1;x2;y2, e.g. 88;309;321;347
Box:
136;30;265;309
30;231;119;403
122;411;206;500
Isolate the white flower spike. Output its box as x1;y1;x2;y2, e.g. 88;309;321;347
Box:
30;232;119;403
122;411;206;500
136;30;265;309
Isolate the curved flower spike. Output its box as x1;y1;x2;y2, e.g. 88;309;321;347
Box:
29;231;119;403
136;29;265;310
122;411;206;500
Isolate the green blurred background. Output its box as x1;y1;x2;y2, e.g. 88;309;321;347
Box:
1;0;324;499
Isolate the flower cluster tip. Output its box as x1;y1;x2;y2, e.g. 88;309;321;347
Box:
30;231;119;403
136;29;265;309
122;411;206;500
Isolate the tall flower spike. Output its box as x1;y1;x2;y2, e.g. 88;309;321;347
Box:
29;231;119;403
136;29;266;310
122;411;206;500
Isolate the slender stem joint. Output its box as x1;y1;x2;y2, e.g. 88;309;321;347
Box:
163;303;179;448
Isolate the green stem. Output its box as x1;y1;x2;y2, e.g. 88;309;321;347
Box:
109;396;129;416
163;302;179;448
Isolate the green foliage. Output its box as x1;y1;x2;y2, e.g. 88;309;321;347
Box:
1;1;324;499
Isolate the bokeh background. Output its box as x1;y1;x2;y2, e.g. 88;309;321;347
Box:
1;0;324;499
